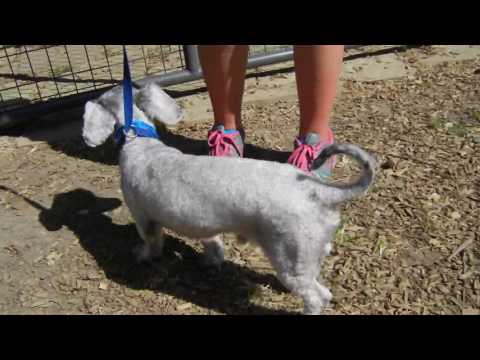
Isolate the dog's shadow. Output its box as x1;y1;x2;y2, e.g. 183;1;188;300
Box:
38;188;297;315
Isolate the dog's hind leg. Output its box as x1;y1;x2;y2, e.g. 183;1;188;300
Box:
133;220;165;263
277;269;332;315
261;231;332;315
281;275;332;315
201;235;225;267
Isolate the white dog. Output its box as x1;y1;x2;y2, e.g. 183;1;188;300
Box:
82;83;376;315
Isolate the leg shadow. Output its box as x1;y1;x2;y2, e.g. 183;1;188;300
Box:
2;113;290;166
162;130;291;163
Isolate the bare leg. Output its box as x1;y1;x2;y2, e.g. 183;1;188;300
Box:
198;45;249;130
294;45;344;139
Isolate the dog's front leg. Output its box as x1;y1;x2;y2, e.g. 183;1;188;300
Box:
133;221;165;263
201;236;225;267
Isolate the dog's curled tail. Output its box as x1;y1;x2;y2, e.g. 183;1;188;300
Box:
311;143;376;204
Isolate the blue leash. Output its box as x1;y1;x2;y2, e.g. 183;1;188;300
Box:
122;45;134;133
114;46;159;146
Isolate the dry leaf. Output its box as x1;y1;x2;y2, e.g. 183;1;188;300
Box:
449;239;474;261
31;300;50;308
462;308;480;315
176;303;193;311
450;211;461;220
46;251;62;266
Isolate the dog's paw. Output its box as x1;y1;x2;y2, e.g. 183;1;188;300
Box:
320;286;333;303
200;253;224;268
303;285;333;315
201;237;225;268
324;243;332;256
201;245;224;268
132;244;153;263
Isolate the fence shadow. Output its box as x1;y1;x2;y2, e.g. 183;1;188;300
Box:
0;72;120;86
31;188;295;315
1;104;291;166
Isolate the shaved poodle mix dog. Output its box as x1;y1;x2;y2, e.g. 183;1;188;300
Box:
82;83;376;314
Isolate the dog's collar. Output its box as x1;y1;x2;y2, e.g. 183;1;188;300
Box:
114;120;159;147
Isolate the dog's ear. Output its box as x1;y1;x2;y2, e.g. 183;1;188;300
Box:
82;100;117;147
136;83;184;125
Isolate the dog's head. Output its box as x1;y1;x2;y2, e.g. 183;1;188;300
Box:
82;83;184;148
136;82;184;126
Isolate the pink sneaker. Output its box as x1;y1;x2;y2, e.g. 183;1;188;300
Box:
208;125;245;158
288;129;336;178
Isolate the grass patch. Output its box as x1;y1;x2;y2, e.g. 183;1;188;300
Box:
430;116;469;137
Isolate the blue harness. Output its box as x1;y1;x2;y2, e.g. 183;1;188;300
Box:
114;46;159;146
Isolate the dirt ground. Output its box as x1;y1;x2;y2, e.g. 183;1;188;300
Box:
0;46;479;315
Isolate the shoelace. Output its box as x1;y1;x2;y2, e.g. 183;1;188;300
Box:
208;130;243;157
288;139;319;172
